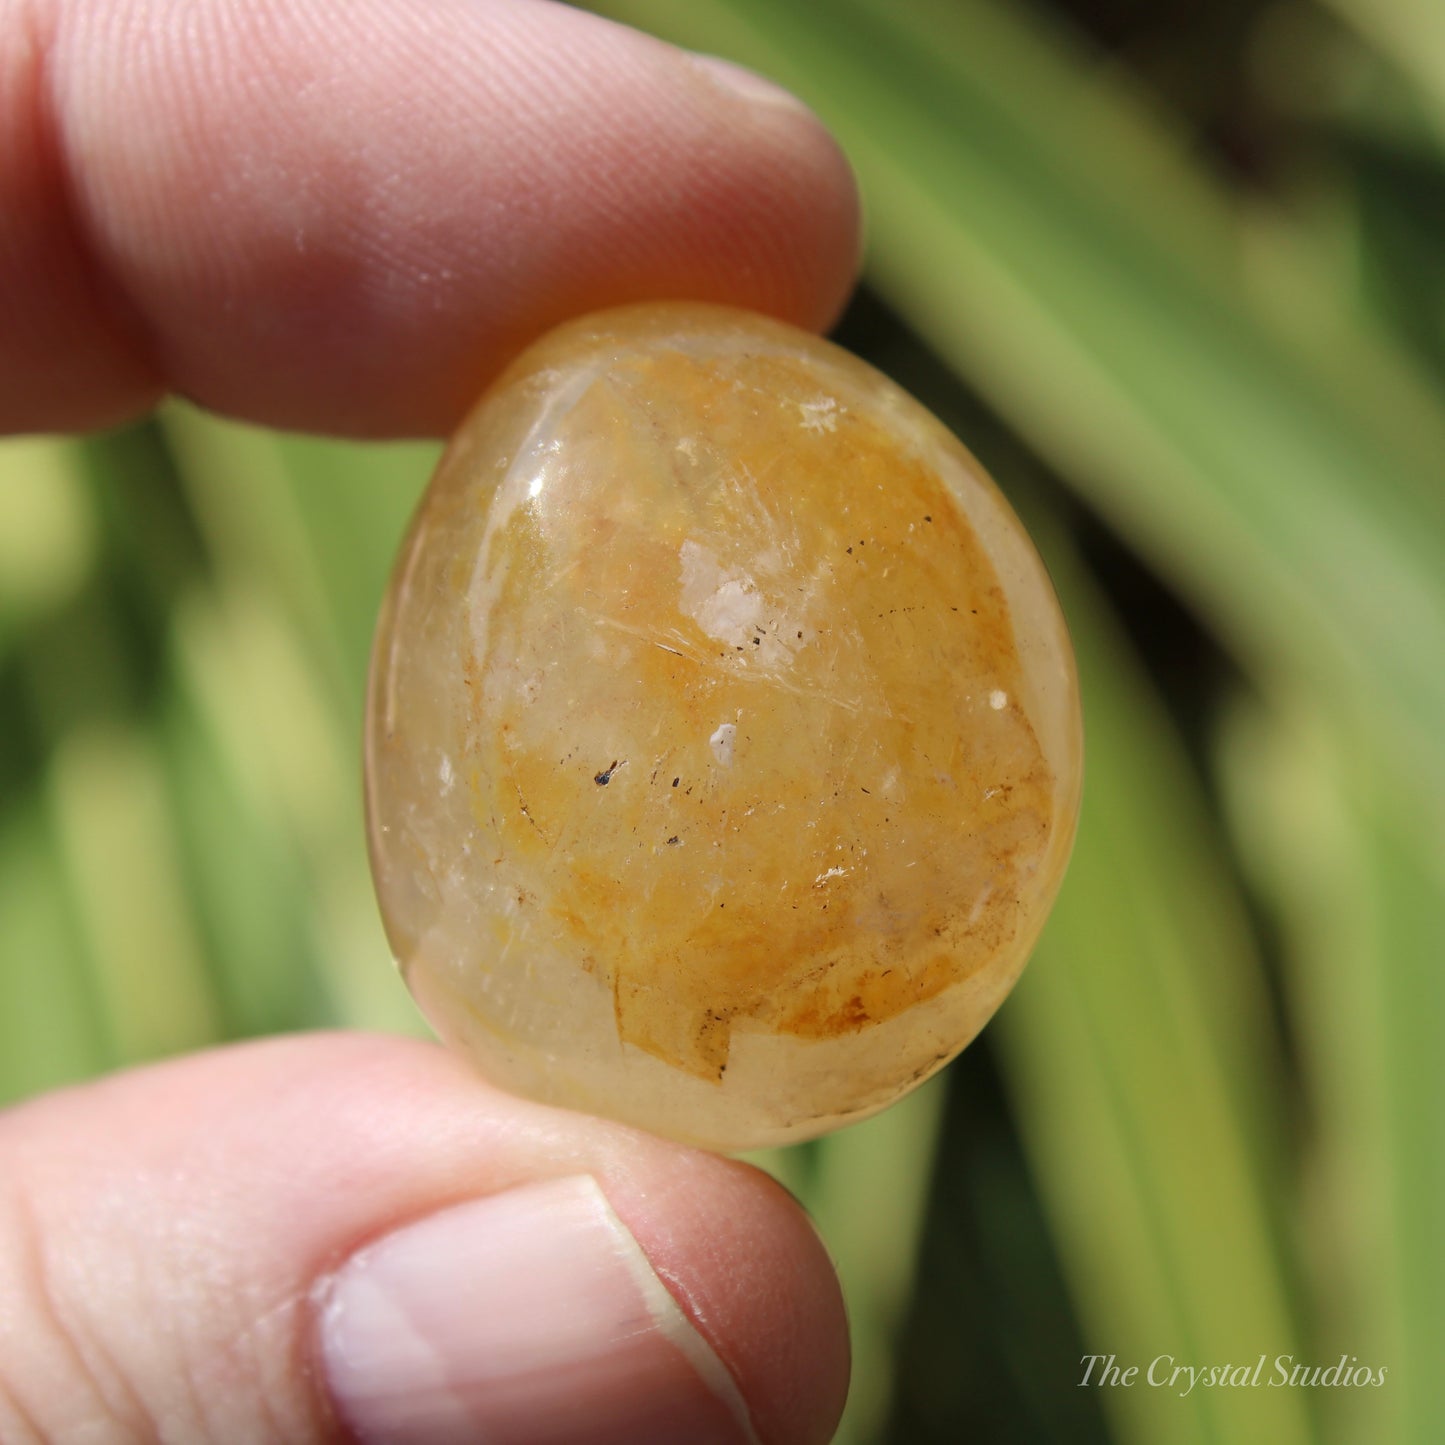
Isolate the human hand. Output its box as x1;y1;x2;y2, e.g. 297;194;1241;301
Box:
0;1;859;1440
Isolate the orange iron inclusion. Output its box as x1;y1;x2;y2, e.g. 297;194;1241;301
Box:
365;302;1082;1151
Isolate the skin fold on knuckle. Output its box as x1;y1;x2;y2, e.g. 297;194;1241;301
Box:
0;1128;322;1444
0;1179;153;1442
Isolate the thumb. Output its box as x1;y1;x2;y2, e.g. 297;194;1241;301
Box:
0;1033;848;1444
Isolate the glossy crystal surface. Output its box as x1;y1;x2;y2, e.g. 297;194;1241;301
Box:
365;303;1082;1149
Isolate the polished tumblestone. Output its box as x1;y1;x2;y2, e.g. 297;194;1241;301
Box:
365;303;1082;1150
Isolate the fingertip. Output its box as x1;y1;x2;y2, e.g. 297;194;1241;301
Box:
597;1152;851;1445
680;50;863;333
7;0;861;435
319;1159;850;1445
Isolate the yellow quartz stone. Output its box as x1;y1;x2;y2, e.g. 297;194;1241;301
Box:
365;302;1082;1150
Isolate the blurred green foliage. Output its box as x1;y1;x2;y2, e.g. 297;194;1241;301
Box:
3;1;1443;1441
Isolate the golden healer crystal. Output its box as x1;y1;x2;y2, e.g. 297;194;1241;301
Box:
365;303;1082;1150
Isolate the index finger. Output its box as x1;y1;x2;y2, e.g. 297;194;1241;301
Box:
2;0;859;436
